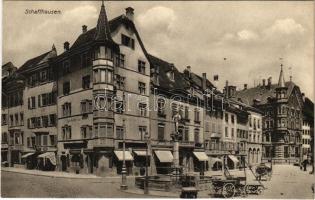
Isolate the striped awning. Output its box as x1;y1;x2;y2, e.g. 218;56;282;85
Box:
154;151;173;163
38;152;57;165
114;151;134;161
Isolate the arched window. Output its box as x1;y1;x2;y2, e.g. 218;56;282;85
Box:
248;148;252;164
257;149;260;163
252;149;256;163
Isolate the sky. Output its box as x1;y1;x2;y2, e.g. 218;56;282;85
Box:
2;1;314;101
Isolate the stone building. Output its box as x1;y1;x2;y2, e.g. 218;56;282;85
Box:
302;97;314;163
149;56;207;175
53;3;151;176
1;70;25;166
235;65;304;164
2;2;309;177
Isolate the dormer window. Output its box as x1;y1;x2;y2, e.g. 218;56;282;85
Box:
167;69;175;81
170;71;174;81
121;34;135;49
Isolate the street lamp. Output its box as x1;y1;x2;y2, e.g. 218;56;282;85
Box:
120;119;128;190
144;132;150;194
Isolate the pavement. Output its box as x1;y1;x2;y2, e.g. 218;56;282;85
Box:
1;171;144;198
1;164;315;198
1;167;101;179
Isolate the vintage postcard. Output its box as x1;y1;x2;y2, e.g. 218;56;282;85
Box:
1;0;314;198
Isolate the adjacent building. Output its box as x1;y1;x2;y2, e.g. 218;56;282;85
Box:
235;66;304;164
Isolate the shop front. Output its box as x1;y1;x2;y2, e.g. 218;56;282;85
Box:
133;150;150;176
37;152;57;171
154;150;174;174
192;151;209;175
114;150;134;175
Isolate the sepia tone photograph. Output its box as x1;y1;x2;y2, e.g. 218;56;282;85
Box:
1;0;314;198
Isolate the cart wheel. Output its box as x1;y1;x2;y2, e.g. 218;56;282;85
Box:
256;186;264;195
245;185;250;194
222;183;235;198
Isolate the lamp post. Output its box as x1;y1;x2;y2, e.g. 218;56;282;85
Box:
120;119;128;190
144;132;149;194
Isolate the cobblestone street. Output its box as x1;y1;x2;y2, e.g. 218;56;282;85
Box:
248;165;314;199
1;164;314;198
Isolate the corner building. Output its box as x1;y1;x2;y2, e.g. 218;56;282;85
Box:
55;4;150;175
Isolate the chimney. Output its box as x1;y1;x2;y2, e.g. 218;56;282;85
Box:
228;86;236;97
170;63;175;71
82;25;87;33
262;79;266;87
302;93;305;102
224;80;229;97
185;66;191;78
64;41;70;51
125;7;134;21
202;73;207;90
244;84;248;90
267;77;272;88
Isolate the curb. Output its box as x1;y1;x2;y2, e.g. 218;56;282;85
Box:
122;188;211;198
121;188;179;198
1;168;136;180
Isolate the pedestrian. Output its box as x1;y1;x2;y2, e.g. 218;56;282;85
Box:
303;159;307;171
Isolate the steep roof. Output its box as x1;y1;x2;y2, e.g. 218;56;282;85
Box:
278;65;286;88
148;54;189;92
235;81;296;106
71;15;131;50
187;72;215;90
93;2;119;51
95;2;112;41
18;48;56;72
2;62;17;71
